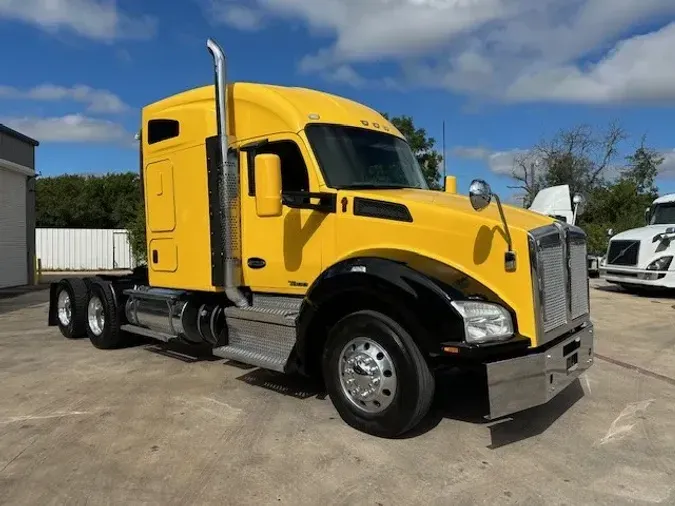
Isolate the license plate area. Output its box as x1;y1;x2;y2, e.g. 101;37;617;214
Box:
563;337;581;373
566;352;579;373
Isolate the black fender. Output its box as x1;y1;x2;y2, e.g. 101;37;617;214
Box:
292;257;467;376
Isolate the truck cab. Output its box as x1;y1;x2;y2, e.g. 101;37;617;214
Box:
47;39;594;438
601;194;675;289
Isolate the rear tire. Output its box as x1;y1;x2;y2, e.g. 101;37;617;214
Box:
322;310;435;438
55;278;89;339
86;279;125;349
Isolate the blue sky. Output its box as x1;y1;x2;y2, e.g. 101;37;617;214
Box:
1;0;674;202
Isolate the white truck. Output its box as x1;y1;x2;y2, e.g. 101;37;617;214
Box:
600;194;675;289
528;184;602;277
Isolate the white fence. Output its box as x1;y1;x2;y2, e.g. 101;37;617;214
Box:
36;228;136;271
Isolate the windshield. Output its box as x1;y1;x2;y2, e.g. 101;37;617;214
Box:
305;124;429;190
650;203;675;225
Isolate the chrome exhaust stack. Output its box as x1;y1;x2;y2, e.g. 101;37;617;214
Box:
206;38;249;308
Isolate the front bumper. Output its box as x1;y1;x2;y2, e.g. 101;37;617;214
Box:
600;265;675;288
485;323;594;420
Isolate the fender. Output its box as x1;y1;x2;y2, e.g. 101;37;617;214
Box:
292;257;467;375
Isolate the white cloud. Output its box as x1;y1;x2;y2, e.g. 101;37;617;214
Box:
452;146;528;176
506;23;675;104
209;0;675;104
205;0;265;30
0;0;157;41
0;115;134;144
660;150;675;178
0;84;129;114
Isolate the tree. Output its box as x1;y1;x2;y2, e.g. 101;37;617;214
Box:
510;123;626;207
581;141;663;253
509;124;664;253
382;113;443;189
36;172;148;263
36;172;141;229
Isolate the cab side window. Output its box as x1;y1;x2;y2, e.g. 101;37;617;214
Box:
247;140;310;196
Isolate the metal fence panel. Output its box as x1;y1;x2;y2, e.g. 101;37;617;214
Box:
36;228;135;271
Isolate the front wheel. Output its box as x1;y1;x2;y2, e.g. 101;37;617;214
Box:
322;310;435;438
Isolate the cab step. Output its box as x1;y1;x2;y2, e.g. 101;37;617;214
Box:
212;295;301;372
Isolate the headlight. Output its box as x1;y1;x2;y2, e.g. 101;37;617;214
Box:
451;300;514;344
646;256;673;271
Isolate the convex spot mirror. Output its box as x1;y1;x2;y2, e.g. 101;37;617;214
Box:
573;193;586;216
254;154;282;217
469;179;492;211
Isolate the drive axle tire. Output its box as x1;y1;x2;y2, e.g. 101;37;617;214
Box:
322;310;435;438
55;278;89;339
85;279;125;350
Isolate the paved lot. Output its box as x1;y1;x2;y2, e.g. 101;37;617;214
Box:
0;279;674;505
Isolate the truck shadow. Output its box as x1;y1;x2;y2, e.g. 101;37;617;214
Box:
229;365;587;446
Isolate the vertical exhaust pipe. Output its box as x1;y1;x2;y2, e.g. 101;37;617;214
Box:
206;38;249;308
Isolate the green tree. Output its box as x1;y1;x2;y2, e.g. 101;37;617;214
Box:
581;141;663;253
509;124;665;254
36;171;148;263
382;113;443;189
36;172;141;229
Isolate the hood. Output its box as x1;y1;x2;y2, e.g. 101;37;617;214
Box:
528;185;573;222
610;225;675;243
332;187;557;344
608;225;675;268
348;188;555;233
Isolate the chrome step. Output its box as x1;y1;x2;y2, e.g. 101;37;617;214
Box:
213;300;298;373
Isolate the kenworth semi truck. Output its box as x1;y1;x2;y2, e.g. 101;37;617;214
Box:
47;39;594;438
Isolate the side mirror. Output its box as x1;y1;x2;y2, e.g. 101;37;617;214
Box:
444;175;457;194
645;207;651;224
607;228;614;238
254;154;282;217
469;179;492;211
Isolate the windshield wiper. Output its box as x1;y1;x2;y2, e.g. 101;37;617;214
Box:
338;183;416;190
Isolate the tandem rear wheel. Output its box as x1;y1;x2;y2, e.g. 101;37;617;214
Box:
322;310;435;438
54;278;90;339
85;279;127;349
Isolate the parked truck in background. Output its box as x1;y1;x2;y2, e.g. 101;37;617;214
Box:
47;39;595;438
528;184;603;277
601;193;675;289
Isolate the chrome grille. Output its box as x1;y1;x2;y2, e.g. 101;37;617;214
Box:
569;239;590;319
539;236;568;332
531;224;590;344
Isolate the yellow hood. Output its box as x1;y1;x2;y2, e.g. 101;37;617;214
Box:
358;188;555;233
332;188;556;344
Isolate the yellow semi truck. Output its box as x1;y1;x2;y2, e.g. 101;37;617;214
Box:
48;39;594;437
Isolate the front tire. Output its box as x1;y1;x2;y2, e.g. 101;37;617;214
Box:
86;279;125;349
322;310;435;438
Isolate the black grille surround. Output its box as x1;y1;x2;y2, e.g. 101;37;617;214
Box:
606;240;640;266
352;197;413;223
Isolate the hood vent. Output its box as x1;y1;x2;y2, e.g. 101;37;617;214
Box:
353;197;413;223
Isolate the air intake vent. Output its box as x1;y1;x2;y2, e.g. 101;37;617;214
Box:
353;197;413;223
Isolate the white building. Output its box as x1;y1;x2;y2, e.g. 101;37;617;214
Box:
0;124;39;288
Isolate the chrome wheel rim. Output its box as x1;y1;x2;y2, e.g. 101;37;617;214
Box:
339;337;397;414
57;290;71;327
87;296;105;336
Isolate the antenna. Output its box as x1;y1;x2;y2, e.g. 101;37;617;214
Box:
442;120;446;179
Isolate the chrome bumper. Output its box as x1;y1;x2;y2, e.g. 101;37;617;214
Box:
485;323;594;420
